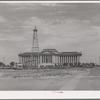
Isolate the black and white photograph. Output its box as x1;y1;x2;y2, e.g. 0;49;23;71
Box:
0;1;100;91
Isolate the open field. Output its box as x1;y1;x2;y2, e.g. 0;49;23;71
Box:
1;67;100;90
0;67;92;90
0;67;88;79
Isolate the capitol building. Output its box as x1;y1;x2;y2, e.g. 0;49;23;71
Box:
18;27;82;68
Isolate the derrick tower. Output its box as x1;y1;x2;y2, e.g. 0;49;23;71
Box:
32;26;39;52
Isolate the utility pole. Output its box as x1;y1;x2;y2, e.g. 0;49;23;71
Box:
98;56;100;65
3;57;5;64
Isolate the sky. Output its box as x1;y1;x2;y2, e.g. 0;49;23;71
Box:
0;3;100;64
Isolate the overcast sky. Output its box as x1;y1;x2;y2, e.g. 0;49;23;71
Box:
0;3;100;64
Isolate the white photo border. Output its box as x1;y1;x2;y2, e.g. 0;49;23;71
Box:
0;1;100;99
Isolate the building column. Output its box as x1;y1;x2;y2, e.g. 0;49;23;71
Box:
58;56;60;64
45;55;46;63
76;56;78;63
48;55;49;63
22;56;24;64
23;57;25;64
48;55;51;63
70;56;72;63
40;55;42;64
73;56;75;64
75;56;77;64
26;57;27;63
21;56;23;64
51;55;53;63
19;56;21;63
41;55;43;63
61;56;62;64
43;55;44;63
55;55;56;64
49;55;50;63
60;56;61;64
57;56;58;64
62;56;63;64
64;56;65;63
70;56;71;63
72;56;73;64
74;56;76;64
72;56;74;64
71;56;72;63
24;57;26;64
65;56;66;63
51;55;52;63
44;55;46;63
69;56;70;63
66;56;67;63
42;55;44;63
74;56;75;64
73;56;74;64
77;56;79;64
22;57;24;64
77;56;78;64
63;56;64;64
63;56;65;63
49;55;51;63
61;56;63;64
50;55;51;63
59;56;61;64
67;56;69;64
69;56;70;64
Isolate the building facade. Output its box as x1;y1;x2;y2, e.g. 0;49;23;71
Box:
18;49;82;68
18;27;82;68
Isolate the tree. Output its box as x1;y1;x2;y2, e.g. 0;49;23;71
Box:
0;62;5;68
10;61;15;67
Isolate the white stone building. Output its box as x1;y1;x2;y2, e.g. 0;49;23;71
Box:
18;49;82;68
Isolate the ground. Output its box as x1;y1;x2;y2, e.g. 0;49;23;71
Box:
0;67;99;90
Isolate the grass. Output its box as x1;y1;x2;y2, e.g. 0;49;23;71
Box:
0;67;89;79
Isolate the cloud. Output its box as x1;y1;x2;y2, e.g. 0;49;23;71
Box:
40;3;57;7
0;3;100;63
0;34;27;42
21;16;100;52
8;3;57;11
0;16;7;23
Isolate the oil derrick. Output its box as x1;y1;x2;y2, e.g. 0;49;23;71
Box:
32;26;39;52
30;26;39;68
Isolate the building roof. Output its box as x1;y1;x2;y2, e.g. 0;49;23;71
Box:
40;49;59;55
43;49;58;52
59;52;82;56
18;52;39;56
19;49;82;56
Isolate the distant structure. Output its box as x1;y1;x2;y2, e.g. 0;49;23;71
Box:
18;27;82;68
